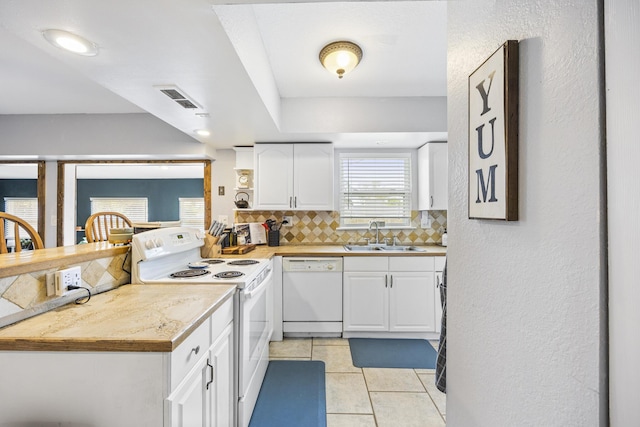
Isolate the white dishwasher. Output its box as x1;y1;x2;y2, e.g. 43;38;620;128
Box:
282;257;343;337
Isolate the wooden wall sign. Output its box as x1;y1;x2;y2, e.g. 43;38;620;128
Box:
468;40;519;221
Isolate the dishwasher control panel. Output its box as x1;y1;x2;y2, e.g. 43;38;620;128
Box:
282;257;343;272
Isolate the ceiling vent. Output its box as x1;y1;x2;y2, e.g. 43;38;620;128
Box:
155;85;201;109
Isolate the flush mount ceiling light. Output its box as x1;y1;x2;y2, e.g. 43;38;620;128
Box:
195;129;211;137
42;29;98;56
319;41;362;79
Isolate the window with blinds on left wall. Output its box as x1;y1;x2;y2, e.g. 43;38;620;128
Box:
90;197;148;223
3;197;38;240
179;197;205;230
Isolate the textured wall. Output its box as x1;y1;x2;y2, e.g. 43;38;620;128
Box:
447;1;605;426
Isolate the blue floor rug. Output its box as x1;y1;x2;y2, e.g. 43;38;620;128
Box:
249;360;326;427
349;338;437;369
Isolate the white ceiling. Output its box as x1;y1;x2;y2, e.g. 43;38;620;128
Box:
0;0;448;150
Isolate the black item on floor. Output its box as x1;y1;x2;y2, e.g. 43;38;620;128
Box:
436;258;447;393
249;360;326;427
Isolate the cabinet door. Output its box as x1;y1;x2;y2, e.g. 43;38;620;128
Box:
388;272;435;332
167;355;209;427
418;142;448;210
254;144;294;209
434;271;443;334
343;272;388;331
293;143;334;210
208;323;234;427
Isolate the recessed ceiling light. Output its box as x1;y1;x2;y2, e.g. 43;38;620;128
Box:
42;29;98;56
195;129;210;137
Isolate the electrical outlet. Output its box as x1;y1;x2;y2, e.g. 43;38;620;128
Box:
54;266;82;296
46;273;56;297
420;211;432;228
282;215;293;227
218;215;229;226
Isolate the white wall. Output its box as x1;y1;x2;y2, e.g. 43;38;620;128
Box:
447;2;606;426
210;149;238;228
606;0;640;425
0;114;216;159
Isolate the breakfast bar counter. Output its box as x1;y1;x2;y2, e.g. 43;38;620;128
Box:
0;283;235;352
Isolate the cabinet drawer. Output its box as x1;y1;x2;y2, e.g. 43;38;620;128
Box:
211;298;233;342
434;256;446;271
171;317;211;389
389;256;434;272
343;257;388;272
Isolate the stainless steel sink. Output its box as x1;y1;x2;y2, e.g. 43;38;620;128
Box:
379;245;427;252
343;244;382;251
343;244;427;252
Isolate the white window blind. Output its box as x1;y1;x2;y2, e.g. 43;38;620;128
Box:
90;197;148;223
339;153;412;227
3;197;38;240
179;197;205;230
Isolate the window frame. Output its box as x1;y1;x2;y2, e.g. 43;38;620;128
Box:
3;197;39;241
178;197;205;230
338;151;413;229
89;197;149;223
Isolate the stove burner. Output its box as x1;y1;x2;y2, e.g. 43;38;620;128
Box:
214;271;245;279
171;269;210;279
202;259;225;265
227;260;260;266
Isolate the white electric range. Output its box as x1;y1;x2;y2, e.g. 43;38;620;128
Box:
131;227;273;427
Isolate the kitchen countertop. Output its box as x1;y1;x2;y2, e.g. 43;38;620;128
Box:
221;244;447;259
0;283;235;352
0;242;130;279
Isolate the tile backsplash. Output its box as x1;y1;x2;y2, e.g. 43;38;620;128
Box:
234;210;447;245
0;252;130;328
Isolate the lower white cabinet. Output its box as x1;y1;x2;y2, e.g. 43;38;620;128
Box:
207;323;234;427
167;322;234;427
343;257;436;332
0;298;234;427
434;256;446;334
167;299;234;427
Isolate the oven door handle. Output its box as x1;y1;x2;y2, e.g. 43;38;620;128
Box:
244;271;272;299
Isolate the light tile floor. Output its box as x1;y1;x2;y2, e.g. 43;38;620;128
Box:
269;338;446;427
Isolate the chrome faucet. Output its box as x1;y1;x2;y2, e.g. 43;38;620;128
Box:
369;220;381;245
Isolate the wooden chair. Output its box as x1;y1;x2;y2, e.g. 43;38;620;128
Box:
84;212;132;243
0;212;44;253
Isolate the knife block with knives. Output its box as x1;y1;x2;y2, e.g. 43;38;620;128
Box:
201;234;221;258
201;220;226;258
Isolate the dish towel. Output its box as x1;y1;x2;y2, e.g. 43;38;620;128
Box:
435;258;447;393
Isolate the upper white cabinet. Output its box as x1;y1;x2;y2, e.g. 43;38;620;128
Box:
418;142;448;210
254;143;334;210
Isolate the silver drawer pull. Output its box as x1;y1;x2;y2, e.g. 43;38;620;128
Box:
191;345;200;355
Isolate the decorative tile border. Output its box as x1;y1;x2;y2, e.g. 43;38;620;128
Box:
235;210;447;245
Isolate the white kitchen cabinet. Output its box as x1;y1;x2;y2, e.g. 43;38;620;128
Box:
434;257;446;334
168;320;234;427
0;298;234;427
254;143;333;210
207;323;234;427
343;271;389;331
168;354;209;427
343;257;435;333
418;142;448;210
